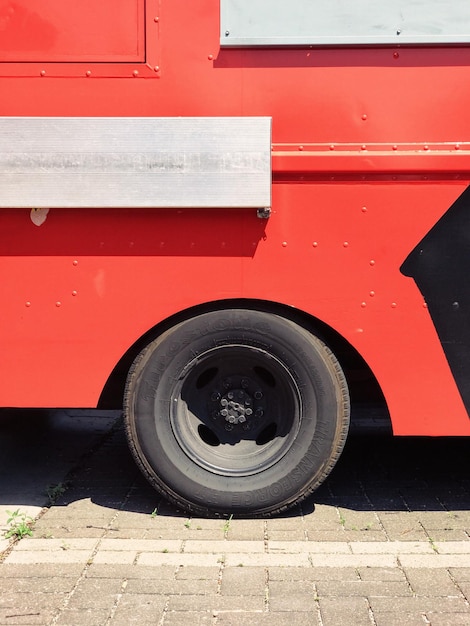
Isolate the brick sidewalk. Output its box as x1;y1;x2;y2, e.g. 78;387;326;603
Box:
1;410;470;625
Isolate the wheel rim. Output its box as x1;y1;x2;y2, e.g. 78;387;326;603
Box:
169;345;302;477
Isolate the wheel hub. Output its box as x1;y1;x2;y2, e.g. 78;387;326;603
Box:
220;389;253;424
210;377;265;430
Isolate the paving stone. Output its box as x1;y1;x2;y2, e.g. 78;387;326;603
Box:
434;541;470;554
357;567;406;582
268;567;359;581
0;608;56;625
99;538;183;552
4;550;93;564
270;541;350;554
13;538;98;552
0;593;66;611
91;550;137;565
224;553;310;567
269;593;318;612
66;578;123;609
350;541;434;554
125;578;217;595
220;567;266;596
309;554;397;568
405;568;461;596
318;596;373;625
175;566;220;580
449;568;470;582
167;594;264;612
216;613;318;626
399;554;470;568
185;540;265;553
55;609;110;625
456;582;470;602
0;577;75;594
111;594;167;624
86;564;177;579
161;611;214;625
373;612;428;626
137;553;222;567
368;596;470;613
424;614;470;625
316;580;411;597
268;580;315;596
0;564;84;578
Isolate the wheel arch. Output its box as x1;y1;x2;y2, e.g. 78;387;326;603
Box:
98;299;390;431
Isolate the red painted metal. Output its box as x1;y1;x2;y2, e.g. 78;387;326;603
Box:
1;1;470;436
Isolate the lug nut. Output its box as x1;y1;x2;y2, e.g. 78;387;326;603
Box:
254;391;263;400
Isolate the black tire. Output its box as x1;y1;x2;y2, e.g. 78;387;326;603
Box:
124;309;350;517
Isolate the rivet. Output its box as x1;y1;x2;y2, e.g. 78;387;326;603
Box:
423;145;429;151
370;260;376;266
361;145;367;151
25;302;31;307
361;302;367;308
369;291;375;297
132;70;139;77
452;301;460;310
154;66;160;72
40;70;46;77
362;114;367;121
329;145;335;151
455;144;461;150
361;206;367;213
225;30;230;36
393;51;400;59
208;54;213;60
391;302;397;308
312;241;318;247
56;301;62;307
154;16;159;22
72;260;78;266
72;291;77;296
392;145;398;151
423;302;428;308
85;70;91;77
282;241;288;247
298;145;304;151
343;241;349;248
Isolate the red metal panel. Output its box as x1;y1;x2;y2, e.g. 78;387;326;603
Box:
1;0;470;439
0;1;144;61
0;0;159;77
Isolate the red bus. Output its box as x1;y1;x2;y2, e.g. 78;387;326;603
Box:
1;0;470;517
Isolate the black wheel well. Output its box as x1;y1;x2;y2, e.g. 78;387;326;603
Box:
98;299;389;428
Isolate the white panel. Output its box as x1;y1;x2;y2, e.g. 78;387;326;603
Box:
221;0;470;46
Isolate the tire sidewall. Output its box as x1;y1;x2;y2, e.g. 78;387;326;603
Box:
127;309;347;515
